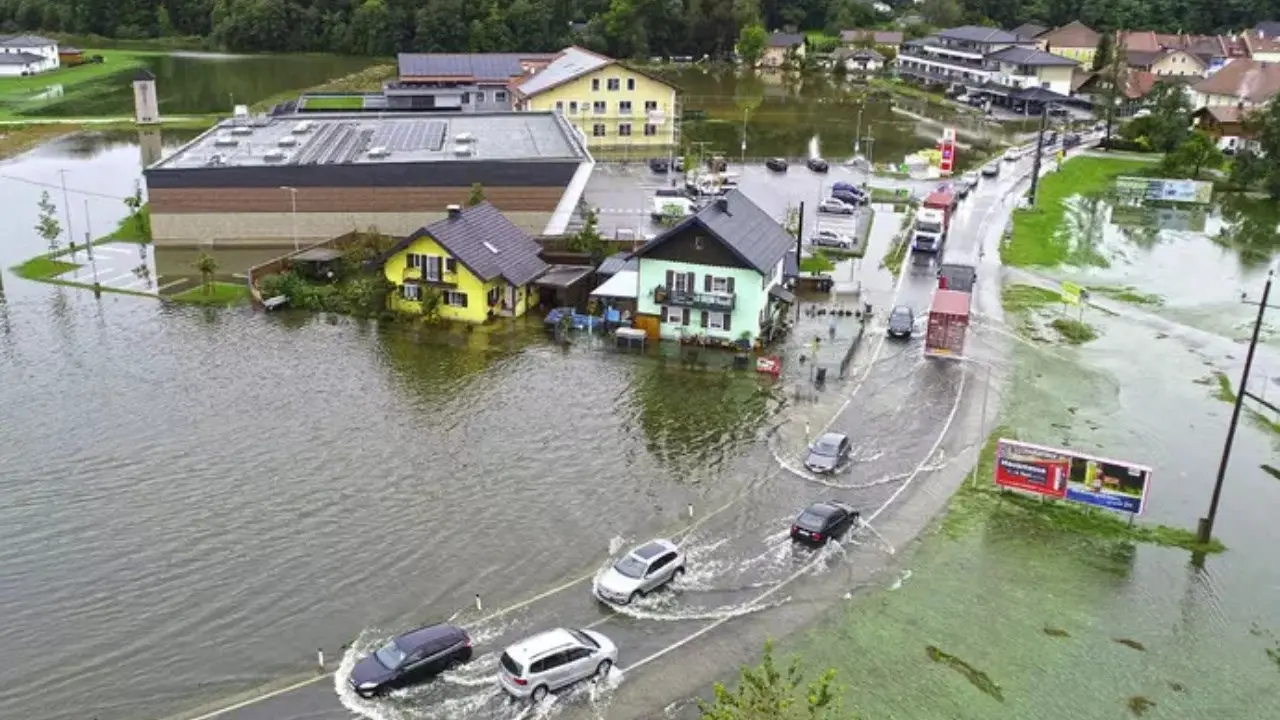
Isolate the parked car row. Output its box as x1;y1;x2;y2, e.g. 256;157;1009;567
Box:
767;157;831;173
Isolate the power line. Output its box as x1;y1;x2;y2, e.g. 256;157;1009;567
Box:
0;173;131;202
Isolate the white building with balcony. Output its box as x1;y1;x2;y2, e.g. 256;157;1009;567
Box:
896;26;1033;85
984;46;1079;96
0;34;59;76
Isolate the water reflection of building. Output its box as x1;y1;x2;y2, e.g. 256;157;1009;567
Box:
1110;204;1208;233
138;128;163;168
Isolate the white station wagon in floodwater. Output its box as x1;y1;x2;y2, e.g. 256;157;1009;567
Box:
594;539;686;605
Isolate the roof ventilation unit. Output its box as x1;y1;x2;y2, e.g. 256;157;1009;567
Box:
366;146;390;159
453;144;473;157
230;125;253;136
212;134;239;147
263;150;287;162
454;132;476;144
277;135;298;147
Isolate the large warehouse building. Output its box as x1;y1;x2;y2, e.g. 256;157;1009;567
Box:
144;111;594;247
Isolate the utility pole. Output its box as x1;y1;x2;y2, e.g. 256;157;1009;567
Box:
1198;270;1276;545
741;108;749;165
854;105;864;154
1027;103;1050;207
863;134;875;166
84;199;100;296
58;169;76;257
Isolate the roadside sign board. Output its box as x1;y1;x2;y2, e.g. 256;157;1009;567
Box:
994;439;1152;515
1115;176;1213;204
1060;281;1082;305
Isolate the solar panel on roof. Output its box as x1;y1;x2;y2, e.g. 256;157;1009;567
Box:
425;121;447;151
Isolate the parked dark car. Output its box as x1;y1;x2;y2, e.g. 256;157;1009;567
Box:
766;157;789;172
887;305;914;338
790;500;861;545
1063;133;1081;148
804;432;852;473
349;624;473;698
831;189;868;206
648;158;670;173
831;181;861;194
807;157;830;172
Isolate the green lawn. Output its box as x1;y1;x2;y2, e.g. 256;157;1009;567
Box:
0;50;152;94
799;252;834;273
870;187;912;204
12;256;78;280
302;95;367;110
170;282;249;305
104;206;151;243
1001;156;1152;267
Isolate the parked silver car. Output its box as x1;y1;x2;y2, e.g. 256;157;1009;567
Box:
595;538;686;604
817;198;856;215
497;628;618;703
810;229;854;249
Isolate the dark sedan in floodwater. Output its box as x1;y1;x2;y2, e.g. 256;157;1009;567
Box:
349;623;472;698
790;500;861;545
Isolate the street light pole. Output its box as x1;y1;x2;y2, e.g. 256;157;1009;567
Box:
741;108;749;165
854;106;864;155
58;169;76;256
1198;270;1274;545
1027;103;1050;207
280;186;299;251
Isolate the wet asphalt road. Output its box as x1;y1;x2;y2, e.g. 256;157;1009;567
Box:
186;146;1070;720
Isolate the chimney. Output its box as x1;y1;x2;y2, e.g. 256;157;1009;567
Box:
715;196;729;212
446;204;462;218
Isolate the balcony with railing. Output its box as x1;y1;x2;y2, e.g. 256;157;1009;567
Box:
899;45;989;72
653;285;735;312
403;266;458;286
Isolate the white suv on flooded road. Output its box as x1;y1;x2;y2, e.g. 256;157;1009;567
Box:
497;628;617;703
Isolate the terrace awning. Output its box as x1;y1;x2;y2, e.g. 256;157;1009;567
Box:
534;264;594;289
1013;86;1069;103
590;270;638;300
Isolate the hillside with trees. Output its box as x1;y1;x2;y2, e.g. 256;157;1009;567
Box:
1;0;1279;57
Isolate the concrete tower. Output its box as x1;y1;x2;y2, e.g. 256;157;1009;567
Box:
132;69;160;125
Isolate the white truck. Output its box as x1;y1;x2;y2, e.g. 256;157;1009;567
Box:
911;207;948;253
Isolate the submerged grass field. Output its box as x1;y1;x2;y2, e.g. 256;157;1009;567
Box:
1001;157;1152;268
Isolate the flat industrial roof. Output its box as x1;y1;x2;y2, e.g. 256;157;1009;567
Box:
153;111;588;171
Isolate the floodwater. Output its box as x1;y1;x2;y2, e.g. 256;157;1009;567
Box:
780;303;1280;719
1036;191;1280;348
623;67;1015;165
0;131;965;720
2;53;375;118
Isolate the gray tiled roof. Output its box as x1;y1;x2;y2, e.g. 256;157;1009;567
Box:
0;51;44;65
1011;23;1047;40
986;46;1079;66
597;252;638;276
0;34;56;47
635;190;794;275
516;47;612;96
767;33;806;48
411;203;548;286
938;26;1024;45
397;53;526;81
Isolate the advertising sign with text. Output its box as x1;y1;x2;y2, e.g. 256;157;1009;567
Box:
994;439;1152;515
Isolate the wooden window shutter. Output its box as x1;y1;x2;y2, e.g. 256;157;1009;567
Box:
701;310;708;328
704;275;711;292
724;312;732;332
686;271;695;291
682;308;690;325
727;277;735;293
460;292;468;307
665;269;674;288
661;305;668;320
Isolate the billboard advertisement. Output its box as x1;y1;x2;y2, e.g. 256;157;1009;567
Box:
993;439;1152;515
1114;176;1213;204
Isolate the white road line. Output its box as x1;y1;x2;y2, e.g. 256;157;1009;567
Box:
93;246;129;254
157;279;188;293
622;369;969;675
182;675;331;720
102;273;136;285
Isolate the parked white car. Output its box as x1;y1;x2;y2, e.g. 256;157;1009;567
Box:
817;198;856;215
497;628;617;703
595;539;686;605
810;229;854;249
1002;147;1021;162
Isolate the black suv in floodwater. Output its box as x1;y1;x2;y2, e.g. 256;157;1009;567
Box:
349;624;472;698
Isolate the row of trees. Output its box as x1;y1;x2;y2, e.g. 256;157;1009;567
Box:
5;0;1280;57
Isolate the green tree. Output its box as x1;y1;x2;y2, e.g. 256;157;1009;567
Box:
467;182;485;207
1097;33;1129;149
698;639;845;720
1141;82;1193;152
1243;100;1280;199
194;251;218;293
1092;30;1113;72
35;191;62;257
567;209;609;258
737;24;767;67
1160;131;1224;178
124;179;150;241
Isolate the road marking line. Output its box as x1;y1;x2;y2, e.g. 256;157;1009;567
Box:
157;279;188;293
102;273;136;285
182;674;332;720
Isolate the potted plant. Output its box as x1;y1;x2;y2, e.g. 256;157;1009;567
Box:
736;331;753;351
654;285;668;303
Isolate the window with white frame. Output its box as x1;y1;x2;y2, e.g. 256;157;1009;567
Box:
444;291;468;307
607;78;620;90
673;273;689;292
402;283;421;301
569;101;578;114
618;100;632;114
708;312;726;330
487;286;501;306
644;100;657;112
592;124;607;137
665;306;682;323
618;123;632;136
627;78;636;90
593;100;607;114
476;90;486;102
591;78;600;91
496;90;507;102
555;100;564;112
711;276;728;293
644;124;657;136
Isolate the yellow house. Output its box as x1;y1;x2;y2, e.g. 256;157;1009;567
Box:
382;203;548;323
1038;21;1100;66
513;46;681;149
